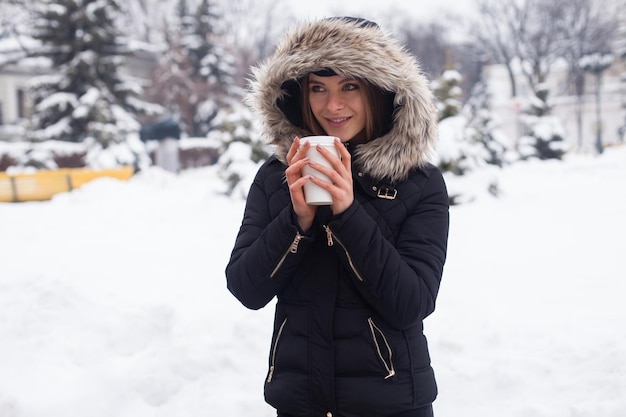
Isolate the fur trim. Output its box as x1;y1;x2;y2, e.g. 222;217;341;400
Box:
246;17;438;183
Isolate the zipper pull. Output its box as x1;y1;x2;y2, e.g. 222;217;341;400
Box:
385;370;396;379
289;232;303;253
323;225;334;246
267;366;275;383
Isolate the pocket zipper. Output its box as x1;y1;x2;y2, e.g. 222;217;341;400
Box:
323;225;364;282
266;317;288;383
368;318;396;379
270;232;303;278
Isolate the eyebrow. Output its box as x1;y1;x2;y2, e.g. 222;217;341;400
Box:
308;77;358;85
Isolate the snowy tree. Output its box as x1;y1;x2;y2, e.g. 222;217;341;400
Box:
468;0;621;151
145;0;239;138
433;69;463;121
433;76;513;205
435;116;488;176
221;0;294;78
433;70;503;175
463;79;512;168
434;85;512;175
0;1;29;46
209;101;268;198
23;0;160;168
435;114;502;205
517;84;568;160
188;0;238;136
143;10;198;136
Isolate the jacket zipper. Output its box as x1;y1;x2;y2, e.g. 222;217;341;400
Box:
270;232;303;278
368;318;396;379
323;225;364;282
266;317;288;383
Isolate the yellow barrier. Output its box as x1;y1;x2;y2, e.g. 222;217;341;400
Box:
0;166;135;203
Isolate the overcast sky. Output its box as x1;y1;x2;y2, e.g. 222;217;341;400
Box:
289;0;473;22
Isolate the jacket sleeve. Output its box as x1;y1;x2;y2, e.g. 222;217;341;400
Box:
225;160;313;310
327;167;449;329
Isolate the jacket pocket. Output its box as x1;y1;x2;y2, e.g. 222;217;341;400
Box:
266;317;288;383
270;232;303;278
367;317;396;379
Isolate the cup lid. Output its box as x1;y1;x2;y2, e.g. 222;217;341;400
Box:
300;135;336;145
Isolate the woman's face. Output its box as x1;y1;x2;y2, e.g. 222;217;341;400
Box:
307;74;366;142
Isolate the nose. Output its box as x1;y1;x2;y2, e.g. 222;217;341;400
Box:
326;91;344;112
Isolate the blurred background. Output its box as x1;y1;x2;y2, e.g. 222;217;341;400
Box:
1;0;625;203
1;2;625;417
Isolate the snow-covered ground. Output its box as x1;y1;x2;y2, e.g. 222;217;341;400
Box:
1;145;625;417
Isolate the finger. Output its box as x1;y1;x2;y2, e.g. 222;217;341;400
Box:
289;175;311;194
316;141;349;174
334;138;352;172
288;137;312;166
313;150;350;187
308;173;353;215
306;160;351;192
286;137;301;165
285;157;310;183
289;176;313;208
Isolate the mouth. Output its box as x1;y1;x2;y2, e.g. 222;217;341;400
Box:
325;116;351;127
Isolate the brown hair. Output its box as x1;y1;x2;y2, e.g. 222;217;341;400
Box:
300;75;394;143
301;76;325;136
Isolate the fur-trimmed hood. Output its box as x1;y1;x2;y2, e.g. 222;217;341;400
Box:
246;17;439;183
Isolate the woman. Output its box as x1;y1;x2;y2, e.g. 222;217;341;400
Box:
226;17;449;417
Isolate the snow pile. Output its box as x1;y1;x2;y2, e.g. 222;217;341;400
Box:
1;146;625;417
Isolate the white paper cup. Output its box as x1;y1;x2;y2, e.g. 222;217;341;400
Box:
300;136;340;205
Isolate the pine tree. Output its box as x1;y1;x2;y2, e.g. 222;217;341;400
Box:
147;0;238;138
433;70;508;175
464;80;510;168
434;75;511;205
209;101;267;198
25;0;158;164
191;0;238;137
517;84;568;160
433;69;463;121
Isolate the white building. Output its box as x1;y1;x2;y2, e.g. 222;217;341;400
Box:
485;58;626;152
0;41;46;131
0;38;157;139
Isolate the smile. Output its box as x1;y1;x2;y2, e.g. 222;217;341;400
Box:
327;117;351;124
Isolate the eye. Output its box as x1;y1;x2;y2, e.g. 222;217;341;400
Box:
343;83;359;91
310;84;325;93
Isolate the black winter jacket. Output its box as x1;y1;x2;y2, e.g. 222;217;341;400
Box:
227;154;448;417
226;17;449;417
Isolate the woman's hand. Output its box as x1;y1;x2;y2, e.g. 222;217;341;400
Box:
286;137;354;231
285;137;316;232
309;137;354;215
